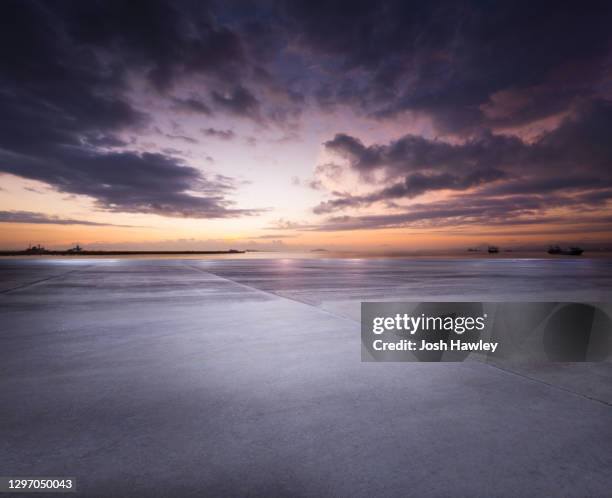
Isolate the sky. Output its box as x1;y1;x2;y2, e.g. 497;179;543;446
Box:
1;0;612;252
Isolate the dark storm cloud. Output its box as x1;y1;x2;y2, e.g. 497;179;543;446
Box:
282;1;612;133
0;148;256;218
307;183;612;231
316;100;612;215
211;86;261;119
83;134;130;148
54;0;246;92
0;211;140;227
314;194;550;229
578;189;612;205
0;0;265;218
314;169;506;214
480;176;604;197
306;193;612;232
172;97;212;115
2;0;612;227
286;0;612;232
324;132;525;176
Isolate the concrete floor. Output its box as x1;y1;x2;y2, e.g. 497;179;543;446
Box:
1;258;612;497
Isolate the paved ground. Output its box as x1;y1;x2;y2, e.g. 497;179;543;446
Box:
1;258;611;497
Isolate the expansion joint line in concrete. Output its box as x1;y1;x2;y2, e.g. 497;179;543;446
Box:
182;263;360;325
186;262;612;409
484;361;612;408
0;265;94;295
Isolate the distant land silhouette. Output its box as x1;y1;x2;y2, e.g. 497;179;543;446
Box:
0;245;245;256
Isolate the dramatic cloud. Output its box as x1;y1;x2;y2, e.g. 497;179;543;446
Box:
0;0;267;218
307;193;612;233
211;86;261;120
172;97;212;115
55;0;247;92
315;100;612;218
323;132;525;176
282;1;612;133
0;211;138;227
314;169;507;214
1;1;612;239
0;148;256;218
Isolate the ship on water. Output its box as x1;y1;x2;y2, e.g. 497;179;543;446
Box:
488;246;499;254
547;246;584;255
24;244;47;254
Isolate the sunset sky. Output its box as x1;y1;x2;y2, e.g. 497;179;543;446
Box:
1;1;612;251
